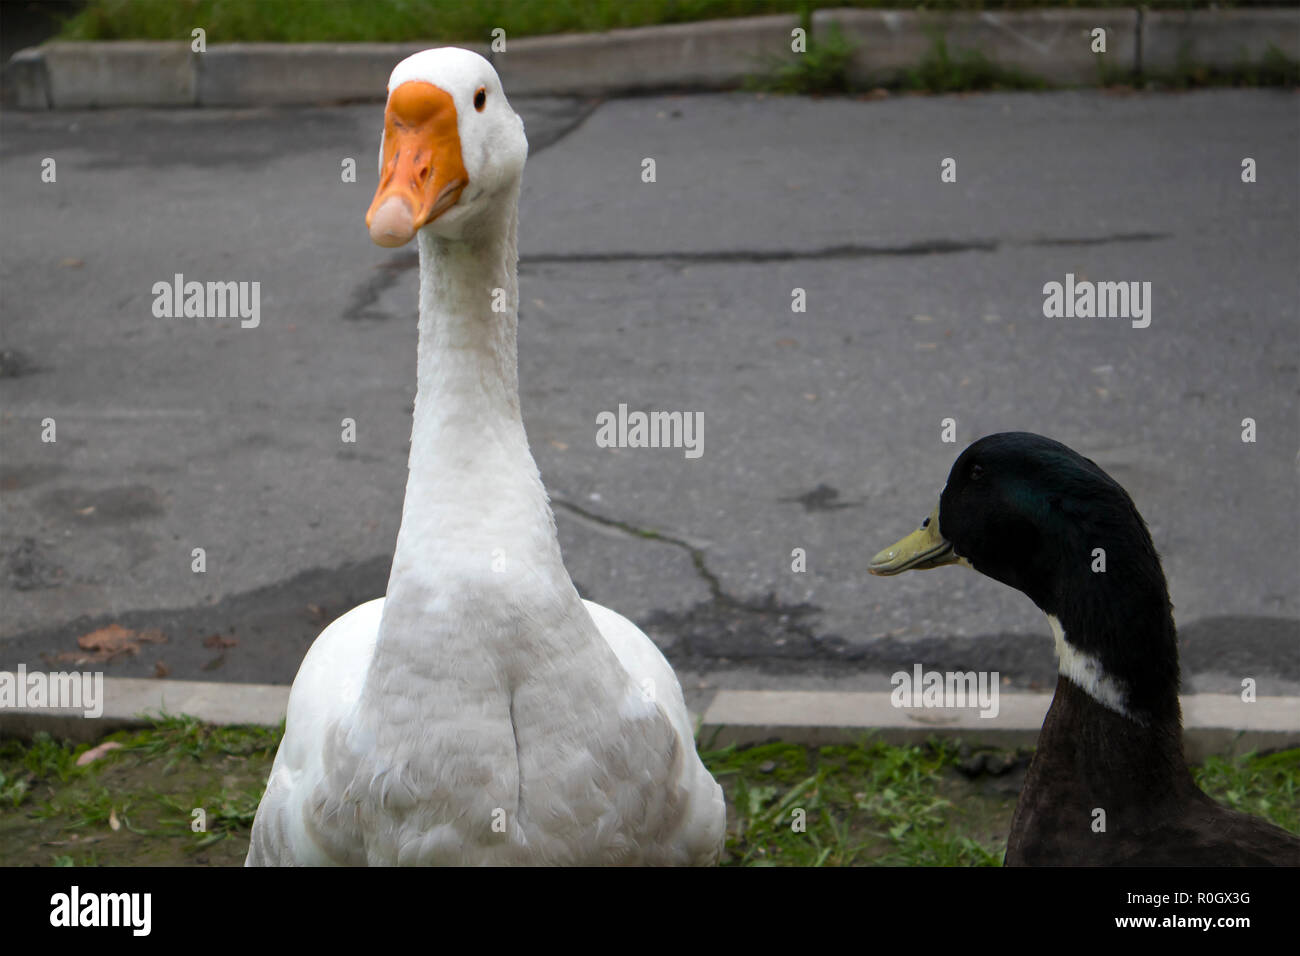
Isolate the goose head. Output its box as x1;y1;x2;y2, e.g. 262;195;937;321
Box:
366;48;527;247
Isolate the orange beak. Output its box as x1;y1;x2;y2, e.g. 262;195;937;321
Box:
366;81;469;247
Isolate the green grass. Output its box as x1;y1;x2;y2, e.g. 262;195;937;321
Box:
702;738;1010;865
3;717;1296;865
1194;748;1300;834
745;20;855;95
57;0;1265;44
745;24;1047;95
1143;44;1300;89
746;25;1295;95
0;717;280;866
901;33;1049;93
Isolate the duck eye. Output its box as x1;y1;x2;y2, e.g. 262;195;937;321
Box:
474;87;487;111
970;464;984;481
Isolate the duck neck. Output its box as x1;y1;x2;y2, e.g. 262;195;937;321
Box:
1047;559;1182;727
379;190;565;630
1039;581;1187;782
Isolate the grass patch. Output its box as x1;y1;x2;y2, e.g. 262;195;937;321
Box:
745;20;855;95
746;26;1048;96
702;738;1011;865
1143;44;1300;90
1194;747;1300;834
2;719;1296;866
0;718;279;866
901;33;1049;93
57;1;1268;45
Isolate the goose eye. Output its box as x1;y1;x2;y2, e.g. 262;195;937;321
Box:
970;464;984;481
474;87;487;111
921;516;931;529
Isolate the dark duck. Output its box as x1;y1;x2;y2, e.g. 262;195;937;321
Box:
870;432;1300;866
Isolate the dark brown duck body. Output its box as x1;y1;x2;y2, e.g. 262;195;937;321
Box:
1007;678;1300;866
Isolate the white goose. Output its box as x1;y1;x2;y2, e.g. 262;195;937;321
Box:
246;48;725;866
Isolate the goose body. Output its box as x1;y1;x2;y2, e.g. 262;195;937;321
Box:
870;432;1300;866
246;49;724;866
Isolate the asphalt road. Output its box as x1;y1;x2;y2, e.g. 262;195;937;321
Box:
2;88;1297;703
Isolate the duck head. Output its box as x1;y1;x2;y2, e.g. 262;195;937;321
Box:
367;48;527;247
870;432;1179;722
871;433;1156;613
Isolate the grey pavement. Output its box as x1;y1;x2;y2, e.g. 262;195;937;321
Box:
1;89;1297;708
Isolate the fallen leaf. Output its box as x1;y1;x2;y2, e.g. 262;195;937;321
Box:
201;633;238;649
59;258;84;268
305;604;329;624
75;624;141;662
78;624;132;650
76;741;123;767
108;808;120;831
137;628;168;644
153;660;170;678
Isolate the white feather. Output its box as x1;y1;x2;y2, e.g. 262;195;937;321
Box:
1047;614;1135;721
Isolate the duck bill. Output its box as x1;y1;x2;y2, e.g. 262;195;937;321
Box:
366;81;469;248
869;504;960;576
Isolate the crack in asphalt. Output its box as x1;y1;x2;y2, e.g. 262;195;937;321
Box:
342;230;1171;321
550;500;1300;685
342;253;419;322
551;498;841;669
552;498;727;599
519;97;604;154
519;231;1170;265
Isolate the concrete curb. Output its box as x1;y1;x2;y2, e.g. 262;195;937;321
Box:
196;42;490;107
1141;8;1300;74
4;8;1297;109
700;690;1300;762
815;8;1138;87
0;678;289;743
1;677;1295;762
494;14;800;97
